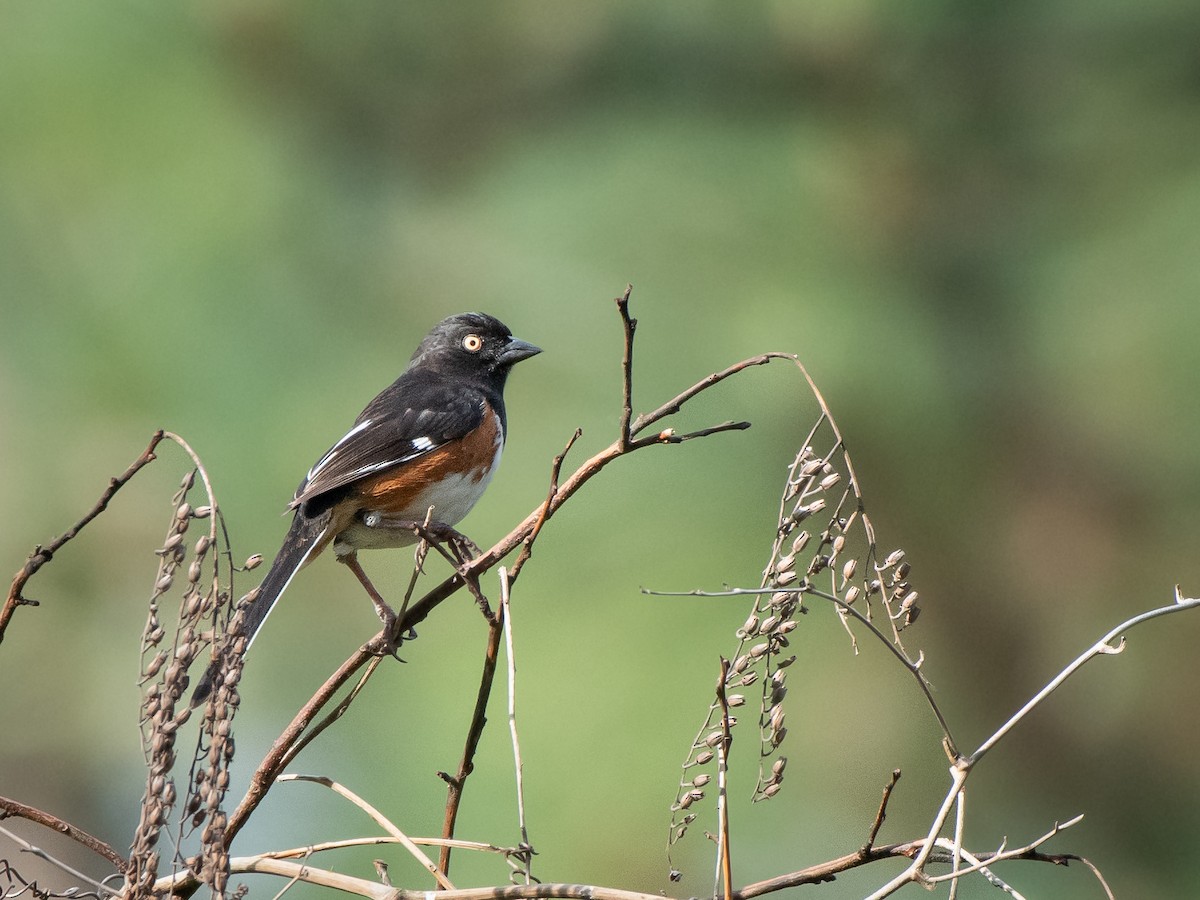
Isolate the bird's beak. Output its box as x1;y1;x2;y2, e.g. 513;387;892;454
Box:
500;337;542;365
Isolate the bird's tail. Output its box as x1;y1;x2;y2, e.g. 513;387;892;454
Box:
190;511;328;707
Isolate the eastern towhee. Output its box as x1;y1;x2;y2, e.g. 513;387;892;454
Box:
191;312;540;706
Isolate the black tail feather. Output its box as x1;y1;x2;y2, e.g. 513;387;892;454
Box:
190;511;328;707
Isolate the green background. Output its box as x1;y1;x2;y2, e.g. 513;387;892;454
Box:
3;3;1200;897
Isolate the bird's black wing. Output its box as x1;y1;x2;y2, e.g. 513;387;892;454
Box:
290;378;487;509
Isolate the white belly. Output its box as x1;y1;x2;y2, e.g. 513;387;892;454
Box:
333;440;502;554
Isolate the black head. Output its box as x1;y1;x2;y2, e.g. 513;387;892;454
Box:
408;312;541;382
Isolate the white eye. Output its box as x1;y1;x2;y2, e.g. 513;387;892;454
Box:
462;333;483;352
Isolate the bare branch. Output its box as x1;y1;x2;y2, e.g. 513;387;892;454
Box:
0;805;125;873
1;430;165;645
863;770;901;852
278;775;452;890
500;568;534;883
970;591;1200;764
615;285;636;450
438;617;503;877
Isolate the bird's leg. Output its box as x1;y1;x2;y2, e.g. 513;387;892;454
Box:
339;551;404;659
359;513;481;566
359;513;491;619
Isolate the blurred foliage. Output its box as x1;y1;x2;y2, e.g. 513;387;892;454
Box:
3;2;1200;897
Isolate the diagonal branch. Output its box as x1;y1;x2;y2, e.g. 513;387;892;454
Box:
1;430;166;645
0;795;127;870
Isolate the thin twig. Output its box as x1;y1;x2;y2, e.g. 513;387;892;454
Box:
615;285;636;450
508;428;581;584
438;616;504;877
863;770;901;851
646;585;954;750
500;568;533;882
630;354;794;438
713;658;733;900
925;815;1085;885
278;657;384;772
1;430;166;645
277;775;453;890
0;823;121;895
264;835;521;860
970;588;1200;764
0;795;126;870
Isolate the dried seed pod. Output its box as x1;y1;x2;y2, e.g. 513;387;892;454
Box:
704;730;725;748
883;549;906;569
791;531;811;554
831;534;846;555
900;590;919;610
195;535;211;555
774;569;797;587
774;553;795;574
770;591;793;608
162;533;185;551
688;789;706;803
895;561;911;580
732;654;751;674
775;655;796;669
193;505;212;519
176;503;192;521
741;614;760;636
749;642;770;659
844;585;861;605
772;757;787;776
727;694;746;707
692;773;711;788
819;472;841;491
695;750;714;765
841;558;857;584
759;615;780;634
155;574;174;594
777;619;797;634
180;471;196;491
245;554;264;570
762;783;783;799
740;671;759;686
188;560;203;584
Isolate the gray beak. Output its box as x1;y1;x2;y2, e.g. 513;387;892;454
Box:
499;337;542;365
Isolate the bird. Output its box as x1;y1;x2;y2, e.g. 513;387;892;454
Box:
190;312;540;706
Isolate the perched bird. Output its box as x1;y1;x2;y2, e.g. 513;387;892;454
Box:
191;312;540;706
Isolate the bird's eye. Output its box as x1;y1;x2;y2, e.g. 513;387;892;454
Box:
462;334;483;352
